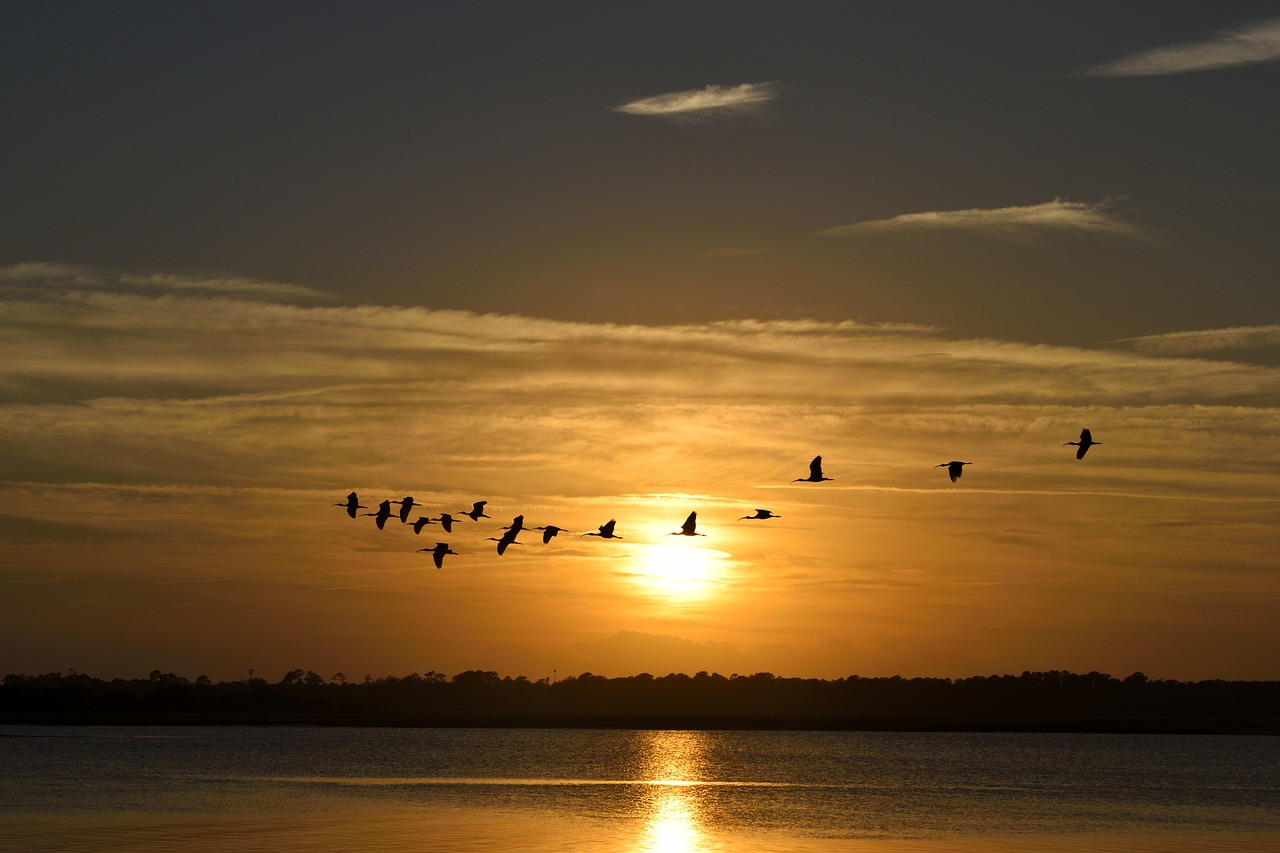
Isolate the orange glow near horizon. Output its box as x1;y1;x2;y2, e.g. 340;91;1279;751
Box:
3;288;1280;683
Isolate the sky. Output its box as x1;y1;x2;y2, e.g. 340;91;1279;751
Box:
2;2;1278;684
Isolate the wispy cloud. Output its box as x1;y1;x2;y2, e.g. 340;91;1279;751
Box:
3;268;1275;413
613;82;778;118
1120;324;1280;355
818;199;1146;241
0;262;328;302
1082;17;1280;77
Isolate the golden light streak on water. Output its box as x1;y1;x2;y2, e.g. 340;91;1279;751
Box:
634;730;723;852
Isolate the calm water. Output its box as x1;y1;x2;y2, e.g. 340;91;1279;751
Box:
2;726;1278;852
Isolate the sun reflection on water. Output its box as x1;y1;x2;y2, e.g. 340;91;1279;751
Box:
634;730;724;853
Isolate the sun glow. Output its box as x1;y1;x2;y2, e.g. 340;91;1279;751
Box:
631;544;729;603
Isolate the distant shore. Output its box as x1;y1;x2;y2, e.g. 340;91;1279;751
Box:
3;711;1277;734
6;669;1278;734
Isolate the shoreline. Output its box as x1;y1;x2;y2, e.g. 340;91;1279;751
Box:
3;711;1277;734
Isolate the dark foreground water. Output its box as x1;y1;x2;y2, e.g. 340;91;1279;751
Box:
2;726;1278;852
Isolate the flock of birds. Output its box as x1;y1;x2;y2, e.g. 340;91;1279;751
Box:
333;429;1101;568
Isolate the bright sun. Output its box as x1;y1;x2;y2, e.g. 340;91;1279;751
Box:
633;544;728;603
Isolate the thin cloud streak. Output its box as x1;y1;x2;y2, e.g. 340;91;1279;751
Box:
613;82;778;118
1120;324;1280;355
0;262;327;303
818;199;1147;241
3;273;1279;412
1083;18;1280;77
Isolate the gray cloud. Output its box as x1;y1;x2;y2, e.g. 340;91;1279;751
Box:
613;82;778;118
1083;18;1280;77
818;199;1147;241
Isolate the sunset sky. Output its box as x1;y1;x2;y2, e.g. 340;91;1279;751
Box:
3;2;1278;684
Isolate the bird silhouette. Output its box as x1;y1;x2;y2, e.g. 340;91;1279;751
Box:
1064;428;1100;460
364;500;394;530
435;513;458;533
501;514;525;534
410;516;436;534
793;456;833;483
333;491;366;519
670;511;705;537
584;519;623;539
936;461;971;482
533;525;564;543
739;509;779;520
460;501;490;521
417;542;457;569
485;527;522;556
392;496;419;525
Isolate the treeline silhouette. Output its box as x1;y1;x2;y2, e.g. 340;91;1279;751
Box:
4;669;1278;732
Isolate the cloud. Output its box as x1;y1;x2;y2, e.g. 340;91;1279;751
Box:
1119;325;1280;356
1082;17;1280;77
0;262;328;303
818;199;1147;241
613;82;778;118
3;267;1277;419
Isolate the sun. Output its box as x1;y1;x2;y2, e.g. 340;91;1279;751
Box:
632;543;729;603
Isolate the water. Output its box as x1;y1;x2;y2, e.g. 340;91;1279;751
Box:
2;726;1278;851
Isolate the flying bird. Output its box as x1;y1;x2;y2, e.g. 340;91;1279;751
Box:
364;500;394;530
417;542;457;569
435;513;458;533
460;501;490;521
936;461;972;482
533;525;564;543
1064;428;1100;460
410;516;436;534
501;515;525;534
739;509;779;520
485;528;522;556
333;492;366;519
670;511;705;537
584;519;623;539
793;456;833;483
392;496;419;525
